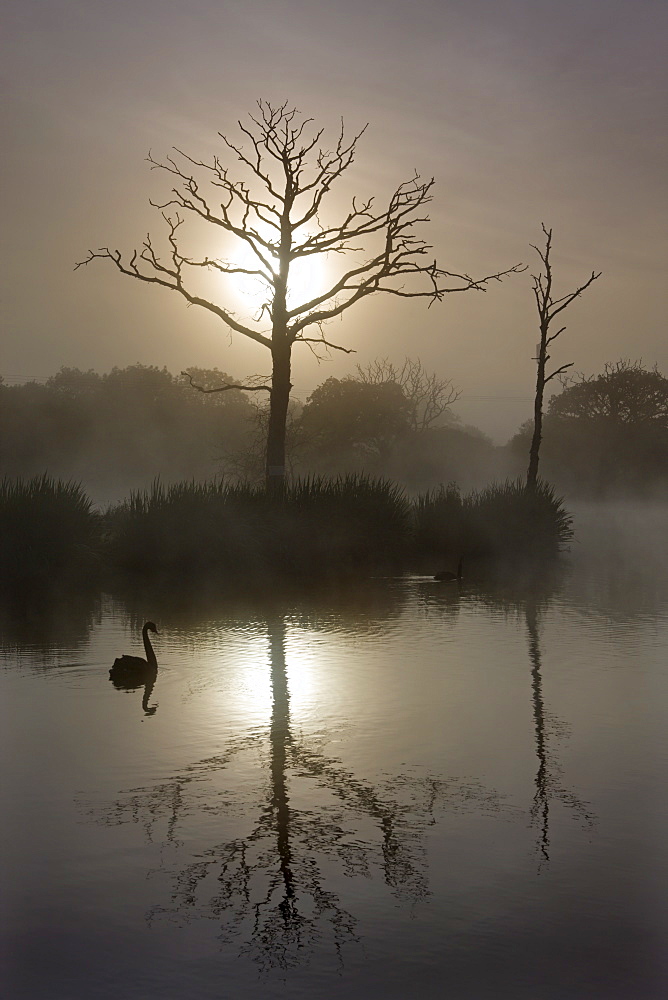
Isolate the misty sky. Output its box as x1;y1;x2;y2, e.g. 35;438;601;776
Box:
2;0;666;440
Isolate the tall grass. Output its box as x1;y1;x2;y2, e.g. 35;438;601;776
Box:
463;479;573;559
412;483;463;564
103;479;257;574
413;478;572;567
1;473;571;583
283;474;411;573
0;474;99;582
103;474;411;578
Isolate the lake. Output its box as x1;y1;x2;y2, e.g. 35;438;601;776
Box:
2;503;667;999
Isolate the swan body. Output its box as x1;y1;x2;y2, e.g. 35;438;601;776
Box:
434;558;463;583
110;621;158;679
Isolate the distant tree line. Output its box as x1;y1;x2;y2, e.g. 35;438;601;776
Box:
2;358;665;501
0;360;506;500
0;365;254;503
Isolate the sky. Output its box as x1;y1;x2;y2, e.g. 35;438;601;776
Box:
2;0;666;441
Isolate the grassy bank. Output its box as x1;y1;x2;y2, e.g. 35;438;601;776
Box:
1;474;572;583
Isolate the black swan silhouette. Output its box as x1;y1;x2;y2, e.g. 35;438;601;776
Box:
109;621;159;681
434;558;463;583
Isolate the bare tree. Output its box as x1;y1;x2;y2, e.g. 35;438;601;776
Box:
77;101;521;492
527;225;601;489
356;356;460;432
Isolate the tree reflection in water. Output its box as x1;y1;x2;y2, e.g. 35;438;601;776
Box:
526;600;551;862
94;615;511;972
426;568;595;869
525;596;595;866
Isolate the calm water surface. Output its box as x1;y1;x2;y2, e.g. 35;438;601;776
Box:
2;504;667;999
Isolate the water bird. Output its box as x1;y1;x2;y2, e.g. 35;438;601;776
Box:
109;621;159;680
434;558;463;583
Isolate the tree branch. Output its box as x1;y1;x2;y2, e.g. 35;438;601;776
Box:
545;362;575;384
75;226;272;351
181;371;271;394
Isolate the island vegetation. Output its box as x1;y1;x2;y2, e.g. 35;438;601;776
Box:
2;352;666;587
0;471;571;588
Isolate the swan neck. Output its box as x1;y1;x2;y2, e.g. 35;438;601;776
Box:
142;625;157;667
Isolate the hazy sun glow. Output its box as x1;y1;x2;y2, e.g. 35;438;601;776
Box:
230;238;331;315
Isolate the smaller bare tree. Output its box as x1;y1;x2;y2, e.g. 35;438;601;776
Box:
356;357;460;432
527;225;601;489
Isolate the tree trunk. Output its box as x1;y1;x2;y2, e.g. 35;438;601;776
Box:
265;338;292;495
526;226;598;489
527;338;547;489
266;207;294;497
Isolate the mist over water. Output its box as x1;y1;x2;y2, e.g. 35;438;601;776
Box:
2;502;666;998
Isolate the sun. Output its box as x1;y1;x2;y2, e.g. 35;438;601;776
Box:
286;251;330;311
229;237;331;316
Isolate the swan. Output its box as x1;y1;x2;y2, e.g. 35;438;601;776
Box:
109;621;159;679
434;558;463;583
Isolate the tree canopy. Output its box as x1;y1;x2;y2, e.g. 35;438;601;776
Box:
355;357;460;432
548;360;668;427
299;377;410;462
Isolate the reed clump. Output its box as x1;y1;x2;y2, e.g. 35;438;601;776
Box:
282;474;411;574
412;483;463;565
102;479;257;574
412;478;572;567
0;474;99;582
1;472;572;582
462;479;573;559
103;474;412;578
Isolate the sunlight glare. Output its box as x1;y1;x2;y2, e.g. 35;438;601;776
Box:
284;628;324;711
230;238;330;315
